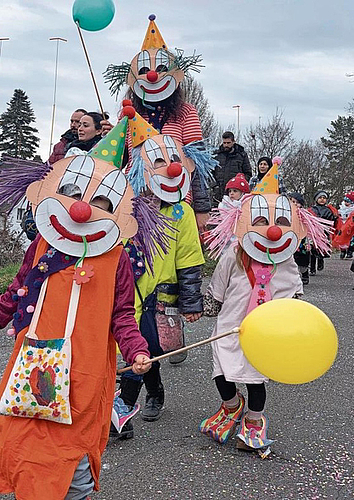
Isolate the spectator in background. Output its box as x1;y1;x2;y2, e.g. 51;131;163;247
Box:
249;156;286;193
48;108;87;164
65;112;108;156
212;131;252;206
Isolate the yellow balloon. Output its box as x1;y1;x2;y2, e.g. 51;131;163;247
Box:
239;298;338;384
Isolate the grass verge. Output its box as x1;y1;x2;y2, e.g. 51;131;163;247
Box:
0;263;21;294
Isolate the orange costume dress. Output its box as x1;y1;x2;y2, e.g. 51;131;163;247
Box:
0;237;149;500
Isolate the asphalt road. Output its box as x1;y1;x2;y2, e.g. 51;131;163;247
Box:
0;254;353;499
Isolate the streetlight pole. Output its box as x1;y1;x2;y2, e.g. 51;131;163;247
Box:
48;37;67;158
232;104;240;142
0;37;10;66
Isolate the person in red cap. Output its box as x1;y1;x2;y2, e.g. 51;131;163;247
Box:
218;173;250;210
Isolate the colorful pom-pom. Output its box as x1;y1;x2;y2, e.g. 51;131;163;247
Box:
34;280;43;289
122;99;132;107
13;312;21;320
148;14;156;20
12;294;19;302
26;305;35;314
123;105;136;119
7;328;16;337
17;288;26;297
272;156;282;166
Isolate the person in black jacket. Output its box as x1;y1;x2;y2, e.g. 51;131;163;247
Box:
212;131;252;206
310;190;337;275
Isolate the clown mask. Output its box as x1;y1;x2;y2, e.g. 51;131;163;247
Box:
138;134;194;203
26;155;137;257
127;48;184;103
236;193;306;264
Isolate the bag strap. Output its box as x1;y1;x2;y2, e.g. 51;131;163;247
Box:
26;261;83;340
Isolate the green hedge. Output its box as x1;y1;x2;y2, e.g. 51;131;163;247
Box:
0;263;21;294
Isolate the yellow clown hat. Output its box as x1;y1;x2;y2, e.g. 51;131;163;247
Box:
252;156;282;194
89;117;128;169
122;100;159;148
141;14;168;51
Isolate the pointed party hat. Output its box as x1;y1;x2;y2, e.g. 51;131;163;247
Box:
122;100;159;148
89;117;128;169
252;156;282;194
141;14;168;51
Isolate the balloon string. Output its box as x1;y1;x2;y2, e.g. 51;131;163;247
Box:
266;248;277;274
75;22;105;117
75;236;88;269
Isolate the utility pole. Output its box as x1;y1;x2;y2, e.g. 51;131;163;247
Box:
0;37;10;66
232;104;240;141
48;37;67;158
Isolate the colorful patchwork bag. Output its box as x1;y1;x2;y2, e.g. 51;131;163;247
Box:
0;271;82;424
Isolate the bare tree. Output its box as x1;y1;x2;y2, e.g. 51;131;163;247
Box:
181;76;218;139
242;108;295;173
282;140;329;206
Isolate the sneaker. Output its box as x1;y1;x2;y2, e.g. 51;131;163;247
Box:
169;351;188;364
346;252;353;259
141;386;164;422
309;269;316;276
317;261;324;271
301;270;309;285
236;414;273;450
340;250;346;259
111;390;140;438
199;393;245;444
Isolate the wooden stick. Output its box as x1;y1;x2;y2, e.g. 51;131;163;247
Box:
76;22;105;117
117;327;239;374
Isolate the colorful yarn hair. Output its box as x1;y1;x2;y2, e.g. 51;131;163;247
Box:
132;196;177;273
182;140;217;188
0;156;52;212
128;146;147;196
103;62;131;100
297;207;334;255
205;194;253;259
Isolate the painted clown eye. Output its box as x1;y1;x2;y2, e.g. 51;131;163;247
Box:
90;170;127;213
155;49;170;73
163;136;180;162
251;195;269;225
144;138;165;168
275;195;292;226
138;50;151;75
57;156;94;200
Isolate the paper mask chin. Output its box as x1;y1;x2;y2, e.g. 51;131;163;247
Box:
26;155;138;257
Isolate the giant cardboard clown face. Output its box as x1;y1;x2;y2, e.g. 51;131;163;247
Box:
139;135;194;203
236;193;307;264
127;47;184;103
26;155;137;257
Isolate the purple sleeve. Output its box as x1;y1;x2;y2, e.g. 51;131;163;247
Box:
111;248;149;364
0;236;39;329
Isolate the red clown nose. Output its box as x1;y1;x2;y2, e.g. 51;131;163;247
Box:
146;70;158;82
167;162;182;178
69;201;92;223
267;225;282;241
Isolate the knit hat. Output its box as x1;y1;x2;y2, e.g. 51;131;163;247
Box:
225;173;250;194
257;156;272;171
344;191;354;204
314;190;329;202
288;192;305;207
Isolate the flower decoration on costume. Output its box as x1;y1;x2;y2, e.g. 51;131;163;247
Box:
255;268;272;285
257;298;265;306
45;248;57;258
73;264;95;285
37;262;49;273
172;203;184;220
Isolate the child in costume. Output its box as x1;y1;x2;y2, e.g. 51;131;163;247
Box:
218;173;250;209
289;192;311;285
338;191;354;259
201;159;332;456
309;190;337;275
0;119;181;499
110;105;215;438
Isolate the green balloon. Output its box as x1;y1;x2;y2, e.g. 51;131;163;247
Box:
72;0;115;32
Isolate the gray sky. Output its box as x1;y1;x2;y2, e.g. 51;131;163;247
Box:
1;0;353;161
